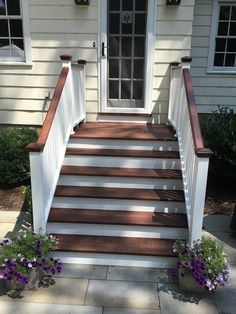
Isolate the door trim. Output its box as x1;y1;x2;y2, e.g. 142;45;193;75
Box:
98;0;156;114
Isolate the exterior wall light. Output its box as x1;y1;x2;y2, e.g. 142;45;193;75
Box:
166;0;181;5
74;0;89;5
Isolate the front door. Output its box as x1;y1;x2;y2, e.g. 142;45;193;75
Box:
100;0;155;113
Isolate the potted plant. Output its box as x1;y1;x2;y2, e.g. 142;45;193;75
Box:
0;228;62;292
172;238;231;293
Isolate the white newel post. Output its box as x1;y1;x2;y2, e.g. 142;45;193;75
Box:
29;151;47;234
190;157;210;246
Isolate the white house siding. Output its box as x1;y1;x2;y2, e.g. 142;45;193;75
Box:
191;0;236;113
152;0;195;123
0;0;195;125
0;0;99;125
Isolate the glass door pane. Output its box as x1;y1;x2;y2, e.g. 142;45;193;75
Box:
107;0;147;108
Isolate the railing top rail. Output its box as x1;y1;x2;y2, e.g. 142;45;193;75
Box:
182;65;212;158
26;66;69;153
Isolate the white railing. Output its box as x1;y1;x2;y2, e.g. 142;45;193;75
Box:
27;55;86;233
168;57;212;246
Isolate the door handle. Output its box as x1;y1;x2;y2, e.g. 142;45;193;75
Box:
102;42;105;57
102;42;109;57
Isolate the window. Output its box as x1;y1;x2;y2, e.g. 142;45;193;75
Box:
208;1;236;72
0;0;31;64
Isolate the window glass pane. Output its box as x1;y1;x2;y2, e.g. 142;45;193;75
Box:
0;0;6;15
0;38;9;48
10;19;23;37
219;6;230;20
109;0;120;11
133;81;143;99
109;13;120;34
229;22;236;35
7;0;21;15
135;14;146;34
225;53;235;66
122;37;132;57
231;6;236;20
121;59;131;78
13;38;24;50
109;81;119;99
109;36;120;57
227;39;236;52
121;81;131;99
215;38;226;52
135;0;147;11
109;59;119;78
134;60;144;78
214;53;224;66
218;22;229;35
122;0;133;11
0;19;8;36
122;23;132;34
134;37;145;57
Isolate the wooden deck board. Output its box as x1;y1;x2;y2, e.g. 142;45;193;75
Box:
71;122;177;141
49;209;187;228
55;186;185;202
54;234;176;257
60;166;182;179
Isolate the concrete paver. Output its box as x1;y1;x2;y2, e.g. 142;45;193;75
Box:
86;280;159;309
29;277;88;305
55;263;107;280
158;283;219;314
0;302;102;314
103;307;161;314
107;266;172;283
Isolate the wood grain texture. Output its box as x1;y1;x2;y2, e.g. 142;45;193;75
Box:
54;234;176;257
49;209;188;228
55;186;185;202
60;166;182;179
71;122;177;141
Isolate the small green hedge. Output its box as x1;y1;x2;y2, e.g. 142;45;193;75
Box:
0;127;38;186
200;106;236;183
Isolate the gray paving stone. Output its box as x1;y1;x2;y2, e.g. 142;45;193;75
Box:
55;264;107;280
203;214;235;233
29;277;88;305
103;307;161;314
158;283;218;314
86;280;159;309
107;266;172;283
0;302;102;314
213;284;236;314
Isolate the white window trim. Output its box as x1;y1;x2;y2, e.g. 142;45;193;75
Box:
208;0;236;73
0;0;32;65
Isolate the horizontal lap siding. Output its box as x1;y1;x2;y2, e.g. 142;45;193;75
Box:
0;0;98;125
152;0;194;122
190;0;236;113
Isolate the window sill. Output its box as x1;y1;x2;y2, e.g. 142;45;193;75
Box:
0;61;33;67
207;69;236;75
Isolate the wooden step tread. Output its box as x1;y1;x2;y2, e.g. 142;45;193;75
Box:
55;186;185;202
60;166;182;179
54;234;176;257
71;122;177;141
48;209;188;228
66;148;180;159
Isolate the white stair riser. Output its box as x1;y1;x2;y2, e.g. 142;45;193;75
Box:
47;223;188;239
96;115;151;123
68;138;179;151
63;156;181;169
58;175;183;190
52;197;186;213
51;252;177;268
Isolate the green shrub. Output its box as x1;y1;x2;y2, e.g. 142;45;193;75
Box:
200;106;236;182
0;127;38;186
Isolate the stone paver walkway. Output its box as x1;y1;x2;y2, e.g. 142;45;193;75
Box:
0;213;235;314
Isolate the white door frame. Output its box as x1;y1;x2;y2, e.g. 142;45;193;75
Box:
98;0;156;114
